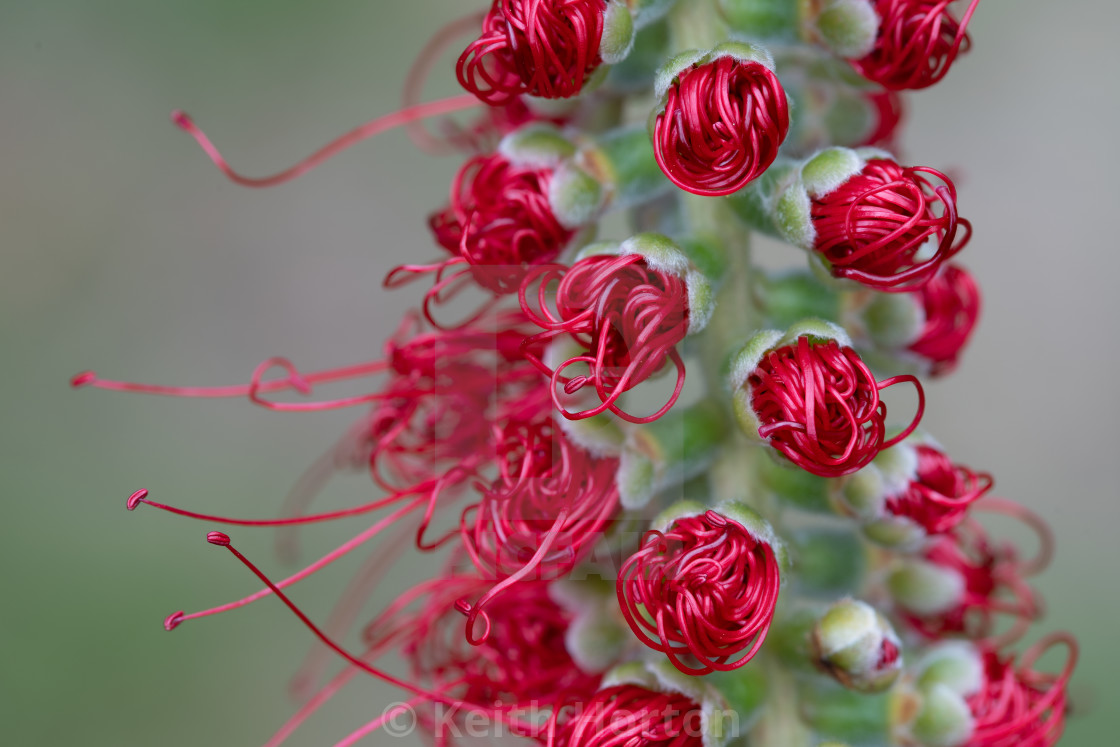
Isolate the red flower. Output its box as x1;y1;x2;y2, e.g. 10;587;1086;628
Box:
811;157;971;290
550;684;705;747
883;444;992;535
908;263;981;375
854;0;982;90
519;252;690;423
747;335;924;477
458;0;607;103
617;509;781;674
653;54;789;196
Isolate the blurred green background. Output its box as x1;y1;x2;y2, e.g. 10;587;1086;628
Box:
2;1;1116;744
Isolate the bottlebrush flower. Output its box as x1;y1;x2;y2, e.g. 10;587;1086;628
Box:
617;502;786;674
519;233;714;423
457;0;637;104
893;635;1077;747
853;0;982;91
730;320;925;478
652;42;790;196
774;146;971;291
887;497;1050;646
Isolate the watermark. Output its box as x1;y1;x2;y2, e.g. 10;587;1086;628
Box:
379;699;740;741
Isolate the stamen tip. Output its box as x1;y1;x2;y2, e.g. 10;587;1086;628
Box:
170;109;193;130
454;599;472;616
126;489;149;511
164;610;185;631
71;370;97;388
206;531;231;547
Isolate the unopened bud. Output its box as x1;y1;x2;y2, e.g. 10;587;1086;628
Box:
497;123;576;170
814;0;879;59
811;598;903;693
886;559;965;617
600;2;636;64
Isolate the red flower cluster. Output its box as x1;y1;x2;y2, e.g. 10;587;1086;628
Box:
549;684;705;747
653;54;789;196
907;262;981;374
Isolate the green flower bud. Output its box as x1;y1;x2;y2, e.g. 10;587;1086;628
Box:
497;123;576;169
811;598;903;693
548;161;606;229
600;1;636;64
886;559;965;617
814;0;880;59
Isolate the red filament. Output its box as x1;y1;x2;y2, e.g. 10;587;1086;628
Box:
549;684;705;747
907;262;981;375
883;444;993;534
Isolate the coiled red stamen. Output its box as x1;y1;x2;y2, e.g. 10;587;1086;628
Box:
519;254;689;423
899;498;1051;646
883;444;993;534
617;510;781;675
965;633;1078;747
908;262;981;375
549;684;705;747
748;336;925;477
653;55;790;196
860;89;906;150
854;0;982;91
811;158;971;290
457;0;607;104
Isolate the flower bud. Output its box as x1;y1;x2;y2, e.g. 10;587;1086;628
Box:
814;0;879;59
652;42;789;196
729;319;924;477
618;501;786;674
852;0;981;91
811;598;903;693
458;0;634;103
886;558;965;617
773;147;971;291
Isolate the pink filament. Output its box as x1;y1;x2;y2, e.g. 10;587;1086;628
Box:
171;94;479;188
908;262;981;375
749;336;925;477
617;510;781;675
457;0;607;104
653;55;790;196
811;158;971;291
883;444;993;534
519;253;690;423
855;0;982;91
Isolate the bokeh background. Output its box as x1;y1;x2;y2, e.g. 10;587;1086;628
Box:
2;1;1117;744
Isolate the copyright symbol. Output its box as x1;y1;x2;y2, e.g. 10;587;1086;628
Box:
382;701;417;738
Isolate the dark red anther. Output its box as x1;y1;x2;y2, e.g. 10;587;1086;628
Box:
206;531;231;547
854;0;982;91
653;55;789;196
811;158;971;291
126;489;149;511
163;610;185;632
457;0;607;104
